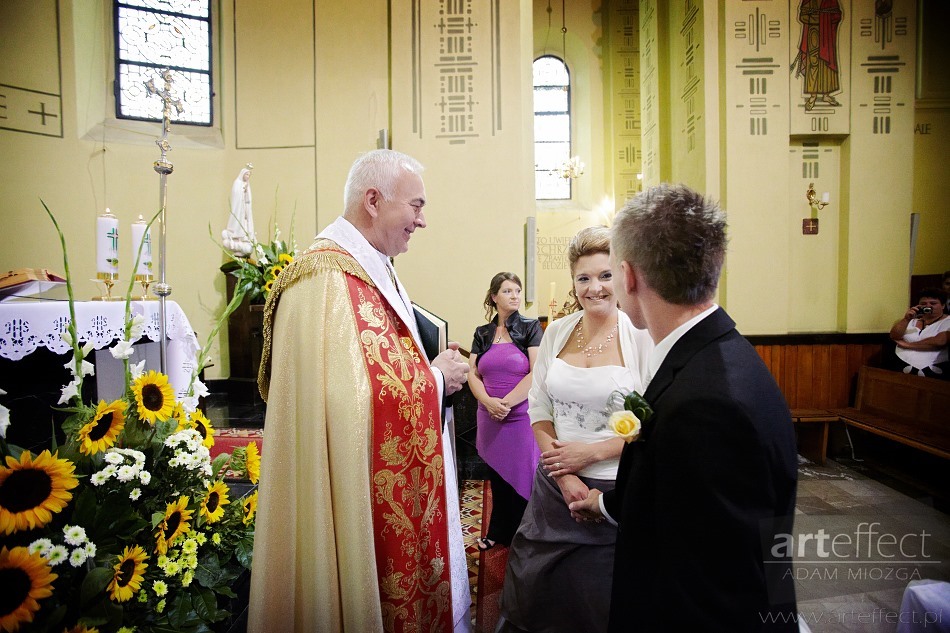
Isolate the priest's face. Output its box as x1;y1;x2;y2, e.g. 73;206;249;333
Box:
373;170;427;257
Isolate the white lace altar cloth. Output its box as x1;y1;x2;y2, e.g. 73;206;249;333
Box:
0;300;200;398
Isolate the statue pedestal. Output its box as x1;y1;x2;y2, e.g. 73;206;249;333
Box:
224;274;264;381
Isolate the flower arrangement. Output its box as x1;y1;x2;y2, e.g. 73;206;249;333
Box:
0;205;258;633
219;218;297;304
607;390;654;443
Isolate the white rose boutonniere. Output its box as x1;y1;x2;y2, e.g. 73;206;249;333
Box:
608;410;641;443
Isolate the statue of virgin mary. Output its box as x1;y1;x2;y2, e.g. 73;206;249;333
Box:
222;164;256;257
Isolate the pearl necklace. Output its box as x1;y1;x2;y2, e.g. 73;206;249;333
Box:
574;317;618;357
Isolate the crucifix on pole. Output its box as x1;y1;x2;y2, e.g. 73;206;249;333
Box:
144;69;184;375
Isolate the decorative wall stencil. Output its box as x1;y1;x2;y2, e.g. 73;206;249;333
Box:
679;0;701;153
732;3;783;137
639;0;659;184
0;0;62;138
852;0;913;136
408;0;500;145
789;0;851;135
608;0;642;202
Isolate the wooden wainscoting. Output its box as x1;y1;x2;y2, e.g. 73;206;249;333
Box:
747;333;889;409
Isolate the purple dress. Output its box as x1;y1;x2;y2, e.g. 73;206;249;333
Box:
475;342;540;499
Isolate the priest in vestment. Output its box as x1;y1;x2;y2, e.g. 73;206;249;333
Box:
249;149;472;632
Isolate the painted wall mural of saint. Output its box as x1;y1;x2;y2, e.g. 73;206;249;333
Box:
792;0;843;111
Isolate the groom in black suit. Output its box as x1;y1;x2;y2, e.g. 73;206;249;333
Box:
570;183;799;631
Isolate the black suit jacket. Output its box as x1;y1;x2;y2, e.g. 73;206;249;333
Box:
603;308;798;632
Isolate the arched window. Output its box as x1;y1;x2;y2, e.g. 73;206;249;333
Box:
533;55;571;200
114;0;213;126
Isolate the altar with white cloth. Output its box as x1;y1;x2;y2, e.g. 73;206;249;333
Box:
0;299;199;397
0;299;200;452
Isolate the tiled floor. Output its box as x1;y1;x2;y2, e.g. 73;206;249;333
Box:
792;456;950;632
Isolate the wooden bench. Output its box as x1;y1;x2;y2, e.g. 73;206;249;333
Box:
829;366;950;460
791;409;839;465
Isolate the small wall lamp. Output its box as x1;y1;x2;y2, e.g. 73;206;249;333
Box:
806;183;830;212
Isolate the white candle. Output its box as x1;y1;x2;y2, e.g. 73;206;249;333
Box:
821;192;830;204
96;209;119;277
130;216;152;278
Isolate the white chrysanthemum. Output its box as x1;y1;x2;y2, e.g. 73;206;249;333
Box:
117;465;137;482
194;532;207;545
153;580;168;597
167;457;182;468
182;554;198;570
182;570;194;587
181;539;198;555
130;488;142;501
139;470;152;485
90;471;109;486
84;541;97;557
164;561;181;576
129;449;146;465
69;547;88;567
104;451;124;465
102;464;118;477
63;525;87;546
28;538;53;556
211;533;222;545
46;545;69;566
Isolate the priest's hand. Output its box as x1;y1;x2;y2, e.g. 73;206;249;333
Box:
433;342;469;395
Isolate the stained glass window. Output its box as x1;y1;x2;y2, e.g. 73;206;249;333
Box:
534;56;571;200
114;0;212;126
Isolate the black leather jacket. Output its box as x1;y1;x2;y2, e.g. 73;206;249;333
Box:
471;311;543;368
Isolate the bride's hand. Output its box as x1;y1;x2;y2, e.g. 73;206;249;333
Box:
542;440;600;477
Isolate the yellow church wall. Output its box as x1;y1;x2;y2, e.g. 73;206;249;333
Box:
389;0;537;344
912;108;950;277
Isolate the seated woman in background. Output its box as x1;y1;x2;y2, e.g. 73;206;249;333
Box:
469;272;543;550
888;287;949;379
496;227;653;633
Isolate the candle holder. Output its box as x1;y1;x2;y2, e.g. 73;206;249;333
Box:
134;274;155;300
92;273;120;301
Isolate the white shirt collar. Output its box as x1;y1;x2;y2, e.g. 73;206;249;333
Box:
646;303;719;383
317;216;422;350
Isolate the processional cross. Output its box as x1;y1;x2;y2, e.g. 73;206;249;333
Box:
143;68;184;373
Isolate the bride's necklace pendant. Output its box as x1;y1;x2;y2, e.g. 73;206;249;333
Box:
574;317;618;357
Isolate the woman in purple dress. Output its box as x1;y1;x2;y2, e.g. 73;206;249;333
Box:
469;272;543;550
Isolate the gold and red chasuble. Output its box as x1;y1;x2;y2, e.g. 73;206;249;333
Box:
344;270;454;633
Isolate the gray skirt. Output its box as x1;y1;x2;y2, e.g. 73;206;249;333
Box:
497;463;617;633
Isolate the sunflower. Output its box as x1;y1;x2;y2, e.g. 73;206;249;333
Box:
131;370;175;425
263;279;274;294
278;253;294;265
77;399;126;455
266;264;285;281
242;490;258;526
0;546;57;632
0;451;79;535
190;411;215;449
107;545;148;602
245;441;260;485
169;401;188;427
155;497;193;555
200;481;231;523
